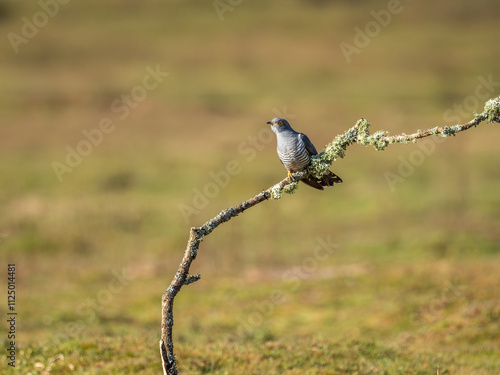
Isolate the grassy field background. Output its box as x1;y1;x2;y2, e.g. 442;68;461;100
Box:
1;0;500;374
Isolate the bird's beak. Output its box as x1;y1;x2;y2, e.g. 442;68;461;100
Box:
266;121;272;125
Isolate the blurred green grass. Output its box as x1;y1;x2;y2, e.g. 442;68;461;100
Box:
1;0;499;374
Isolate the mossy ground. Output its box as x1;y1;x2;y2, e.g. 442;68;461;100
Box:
1;1;499;373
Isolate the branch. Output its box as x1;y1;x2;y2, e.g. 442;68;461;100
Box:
159;175;298;374
306;96;500;196
160;96;499;374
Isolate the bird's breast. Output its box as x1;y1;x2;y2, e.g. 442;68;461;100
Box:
276;137;310;171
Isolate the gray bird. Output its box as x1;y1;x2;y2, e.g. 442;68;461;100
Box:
267;117;342;190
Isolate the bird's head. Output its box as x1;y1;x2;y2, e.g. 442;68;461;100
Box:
266;117;292;133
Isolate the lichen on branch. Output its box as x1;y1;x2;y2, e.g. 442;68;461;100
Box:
273;95;499;198
160;95;499;374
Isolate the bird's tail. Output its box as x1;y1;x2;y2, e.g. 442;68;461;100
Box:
302;170;342;190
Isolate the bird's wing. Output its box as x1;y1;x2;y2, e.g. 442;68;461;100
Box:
298;133;318;155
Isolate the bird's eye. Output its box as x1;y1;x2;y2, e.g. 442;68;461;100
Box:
278;120;283;126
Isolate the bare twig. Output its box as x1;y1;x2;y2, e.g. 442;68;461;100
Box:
159;174;300;374
160;96;499;374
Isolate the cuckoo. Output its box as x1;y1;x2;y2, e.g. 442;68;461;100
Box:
267;117;342;190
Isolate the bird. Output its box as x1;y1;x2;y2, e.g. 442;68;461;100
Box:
267;117;342;190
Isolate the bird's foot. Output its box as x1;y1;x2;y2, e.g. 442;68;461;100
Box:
287;171;293;182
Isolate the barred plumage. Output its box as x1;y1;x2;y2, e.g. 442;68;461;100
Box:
267;117;342;190
277;138;310;172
